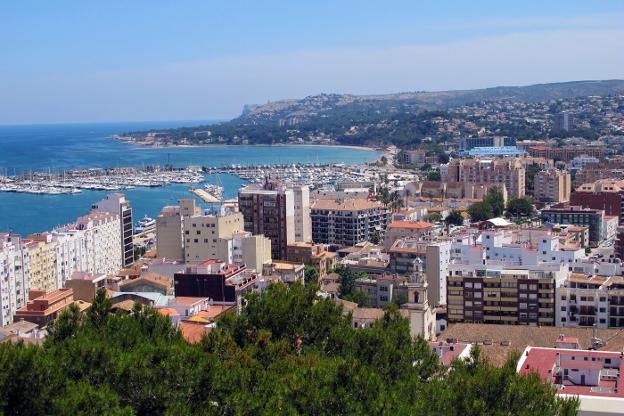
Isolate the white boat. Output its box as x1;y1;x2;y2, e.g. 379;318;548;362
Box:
134;215;156;234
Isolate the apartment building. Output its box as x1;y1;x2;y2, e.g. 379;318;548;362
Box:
91;193;134;267
21;235;56;293
541;206;606;247
75;211;123;275
388;238;451;306
441;158;526;197
450;228;585;267
398;149;427;166
311;198;391;247
556;274;624;328
13;288;89;327
459;136;516;151
238;179;300;260
156;205;184;259
49;229;89;289
292;185;312;243
571;179;624;223
384;220;436;250
183;212;244;262
518;346;624;415
528;145;604;162
0;234;28;327
447;263;565;326
534;169;571;204
286;242;336;278
173;260;257;304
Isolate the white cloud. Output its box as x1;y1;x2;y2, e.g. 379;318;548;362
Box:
2;28;623;124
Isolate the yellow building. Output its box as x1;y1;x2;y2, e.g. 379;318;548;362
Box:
23;236;58;292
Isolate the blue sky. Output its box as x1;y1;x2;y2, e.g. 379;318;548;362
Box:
1;0;622;124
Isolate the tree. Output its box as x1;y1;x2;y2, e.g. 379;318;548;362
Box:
343;290;369;307
425;212;443;223
0;281;578;415
333;265;367;297
484;188;505;217
525;163;541;193
438;153;450;164
468;201;494;221
304;265;319;286
506;196;534;217
380;156;388;166
426;170;441;181
87;288;112;328
370;229;381;245
444;210;464;227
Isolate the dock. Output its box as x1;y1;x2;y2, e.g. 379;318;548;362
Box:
190;188;221;203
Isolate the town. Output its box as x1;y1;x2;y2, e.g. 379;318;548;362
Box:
4;99;624;412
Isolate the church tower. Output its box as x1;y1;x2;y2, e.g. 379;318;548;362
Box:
402;258;436;340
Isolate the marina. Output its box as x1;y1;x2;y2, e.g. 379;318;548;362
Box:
0;167;205;195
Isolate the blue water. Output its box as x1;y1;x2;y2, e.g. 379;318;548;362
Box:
0;122;379;235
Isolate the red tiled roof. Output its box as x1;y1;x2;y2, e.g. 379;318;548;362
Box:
388;221;433;230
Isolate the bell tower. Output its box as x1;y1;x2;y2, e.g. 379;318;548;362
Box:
402;258;436;340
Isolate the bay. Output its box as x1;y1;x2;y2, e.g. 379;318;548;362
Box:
0;121;380;235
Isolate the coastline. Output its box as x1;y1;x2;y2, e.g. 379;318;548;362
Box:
123;141;379;153
126;142;382;152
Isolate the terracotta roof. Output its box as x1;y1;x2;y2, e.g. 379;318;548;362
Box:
351;307;385;321
441;323;624;367
156;308;180;316
388;221;433;230
179;322;209;343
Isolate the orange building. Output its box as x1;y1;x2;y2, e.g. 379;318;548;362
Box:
13;288;90;326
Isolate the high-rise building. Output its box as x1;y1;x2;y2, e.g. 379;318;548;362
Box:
310;198;391;247
553;111;575;132
534;169;571;204
447;264;561;326
459;136;516;151
91;193;134;267
75;212;123;275
292;185;312;243
441;158;526;197
21;235;57;293
0;233;28;327
183;212;244;262
238;179;297;260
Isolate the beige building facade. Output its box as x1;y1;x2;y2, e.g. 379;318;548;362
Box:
534;169;571;204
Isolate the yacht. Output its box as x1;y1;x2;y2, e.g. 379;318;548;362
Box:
134;215;156;235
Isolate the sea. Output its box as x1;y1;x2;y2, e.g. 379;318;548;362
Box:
0;121;380;235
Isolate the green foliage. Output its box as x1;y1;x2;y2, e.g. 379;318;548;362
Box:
469;188;505;221
0;283;578;415
303;265;319;286
468;201;494;221
525;163;541;192
425;212;443;223
444;210;464;227
506;196;534;217
426;170;441;181
343;290;369;307
333;265;367;297
484;188;505;217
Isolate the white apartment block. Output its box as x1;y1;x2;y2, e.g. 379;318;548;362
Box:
74;211;122;275
556;274;624;329
450;229;584;268
50;229;90;289
292;185;312;243
0;234;28;327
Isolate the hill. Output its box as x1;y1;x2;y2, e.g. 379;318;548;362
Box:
122;80;624;148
